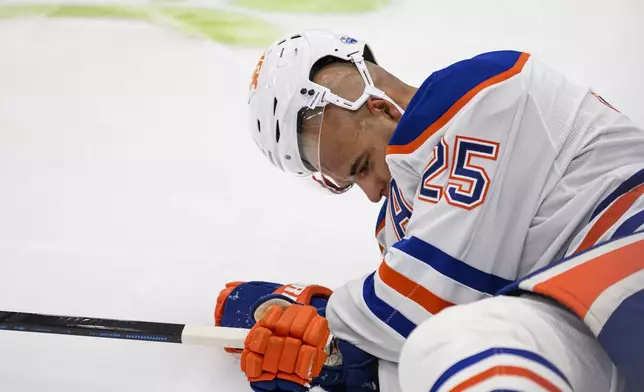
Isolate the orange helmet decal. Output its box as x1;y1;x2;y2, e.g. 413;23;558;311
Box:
249;55;265;91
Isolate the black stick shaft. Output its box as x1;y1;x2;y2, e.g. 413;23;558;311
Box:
0;310;185;343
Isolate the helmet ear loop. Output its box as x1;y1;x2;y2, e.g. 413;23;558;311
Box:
351;53;406;115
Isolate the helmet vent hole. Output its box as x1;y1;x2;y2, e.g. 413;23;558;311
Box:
273;98;278;115
291;34;302;39
363;45;376;63
275;120;281;143
277;39;286;45
279;47;285;58
256;119;261;133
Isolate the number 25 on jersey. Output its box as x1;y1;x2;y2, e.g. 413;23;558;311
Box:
419;136;499;210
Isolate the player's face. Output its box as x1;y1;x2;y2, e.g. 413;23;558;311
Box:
317;98;401;203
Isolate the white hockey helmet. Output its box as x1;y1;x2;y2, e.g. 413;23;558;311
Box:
247;29;396;192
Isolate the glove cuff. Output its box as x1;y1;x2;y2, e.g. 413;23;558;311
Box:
216;281;333;330
273;284;333;306
250;284;333;322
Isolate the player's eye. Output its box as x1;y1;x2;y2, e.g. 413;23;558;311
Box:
359;158;370;176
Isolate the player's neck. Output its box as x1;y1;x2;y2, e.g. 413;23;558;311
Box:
390;84;418;111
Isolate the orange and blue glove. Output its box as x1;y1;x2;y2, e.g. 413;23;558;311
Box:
215;281;379;392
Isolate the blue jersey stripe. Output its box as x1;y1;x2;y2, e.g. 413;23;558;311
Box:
388;51;525;148
611;210;644;240
392;236;513;295
362;272;416;338
591;168;644;221
430;347;571;392
598;289;644;391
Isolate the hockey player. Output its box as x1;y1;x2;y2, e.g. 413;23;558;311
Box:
217;30;644;391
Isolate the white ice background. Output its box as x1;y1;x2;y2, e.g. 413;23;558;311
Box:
0;0;643;391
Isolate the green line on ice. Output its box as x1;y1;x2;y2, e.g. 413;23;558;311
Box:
0;4;281;47
232;0;390;13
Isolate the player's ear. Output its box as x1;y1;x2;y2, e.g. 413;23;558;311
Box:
366;97;403;121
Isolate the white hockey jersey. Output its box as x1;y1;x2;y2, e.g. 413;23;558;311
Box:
325;50;644;367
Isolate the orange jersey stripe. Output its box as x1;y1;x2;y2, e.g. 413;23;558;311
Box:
573;183;644;254
533;239;644;320
451;365;562;392
386;52;530;156
378;261;454;314
376;218;386;254
375;219;386;237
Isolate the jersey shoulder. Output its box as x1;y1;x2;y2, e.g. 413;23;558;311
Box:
387;50;530;155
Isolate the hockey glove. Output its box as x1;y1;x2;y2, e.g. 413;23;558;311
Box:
215;281;332;348
215;281;379;391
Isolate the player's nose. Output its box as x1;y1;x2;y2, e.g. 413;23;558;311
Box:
356;178;382;203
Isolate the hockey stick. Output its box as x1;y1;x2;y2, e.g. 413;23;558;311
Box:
0;310;250;349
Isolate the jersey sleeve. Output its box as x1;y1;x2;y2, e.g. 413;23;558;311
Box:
565;167;644;255
327;51;582;361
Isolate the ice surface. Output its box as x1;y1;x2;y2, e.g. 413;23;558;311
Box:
0;1;643;391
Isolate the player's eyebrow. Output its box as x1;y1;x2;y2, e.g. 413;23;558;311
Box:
349;152;367;177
